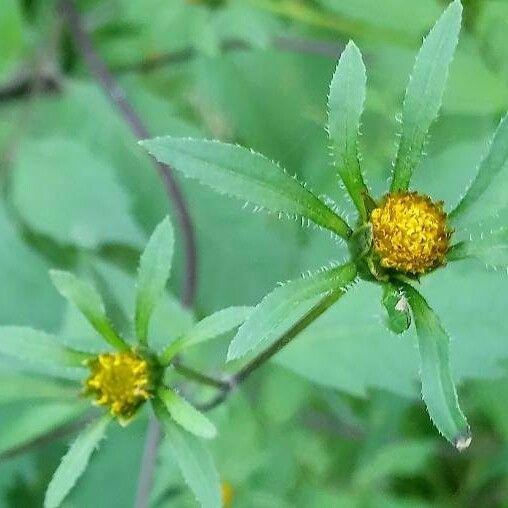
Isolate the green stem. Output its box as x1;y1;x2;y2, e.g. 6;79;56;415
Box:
172;362;230;391
233;289;343;384
174;288;345;411
250;0;414;47
159;337;185;366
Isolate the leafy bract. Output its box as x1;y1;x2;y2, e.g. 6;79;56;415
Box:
328;41;369;220
450;114;508;227
404;285;470;449
154;399;221;508
50;270;128;351
161;306;253;363
390;0;462;192
447;227;508;269
140;137;352;239
0;326;91;371
228;262;357;361
135;217;175;344
44;414;111;508
157;388;217;439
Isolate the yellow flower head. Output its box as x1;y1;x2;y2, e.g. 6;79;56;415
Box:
221;481;234;507
370;191;451;274
85;351;152;419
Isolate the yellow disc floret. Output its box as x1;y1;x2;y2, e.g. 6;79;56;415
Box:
370;191;451;274
221;482;234;508
85;352;151;419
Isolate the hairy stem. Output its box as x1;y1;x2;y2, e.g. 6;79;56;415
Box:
186;289;344;411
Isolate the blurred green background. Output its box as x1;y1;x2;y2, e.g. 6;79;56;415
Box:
0;0;508;506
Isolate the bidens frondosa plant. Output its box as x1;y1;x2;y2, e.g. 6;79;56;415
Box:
0;218;251;508
142;0;508;451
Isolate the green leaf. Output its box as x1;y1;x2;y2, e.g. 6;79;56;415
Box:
228;262;357;361
11;138;144;249
450;114;508;227
447;227;508;269
354;439;437;486
0;326;92;371
157;388;217;439
328;40;369;220
0;0;24;80
0;203;62;329
403;284;470;449
50;270;128;351
390;0;462;192
140;137;352;239
135;217;175;344
44;413;111;508
0;374;78;403
160;306;253;363
381;282;411;334
154;399;221;508
0;402;88;457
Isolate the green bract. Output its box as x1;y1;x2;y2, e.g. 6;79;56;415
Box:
142;0;508;448
0;217;250;507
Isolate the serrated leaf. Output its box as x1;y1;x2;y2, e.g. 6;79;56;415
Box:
0;402;88;457
161;306;253;363
381;282;411;334
140;137;352;239
50;270;128;351
390;0;462;192
447;227;508;269
154;399;221;508
11;138;144;249
403;284;470;449
328;40;369;220
157;388;217;439
44;413;111;508
228;262;357;361
135;217;175;344
0;326;92;371
450;114;508;227
0;374;78;403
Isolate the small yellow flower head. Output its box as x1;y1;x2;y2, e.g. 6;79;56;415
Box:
370;191;451;274
221;481;234;507
85;352;151;419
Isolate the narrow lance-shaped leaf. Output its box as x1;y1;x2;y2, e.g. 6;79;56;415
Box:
0;402;88;457
154;399;221;508
50;270;128;351
328;40;370;221
160;306;253;363
449;113;508;227
228;262;357;361
0;374;78;403
44;413;111;508
390;1;462;192
403;284;471;450
157;388;217;439
140;137;352;239
135;217;174;344
0;326;91;370
447;227;508;270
